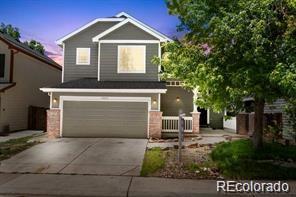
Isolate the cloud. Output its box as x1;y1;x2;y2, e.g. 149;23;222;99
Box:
20;29;62;64
45;50;62;65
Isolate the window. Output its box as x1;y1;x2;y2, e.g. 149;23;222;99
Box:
0;54;5;78
166;81;182;87
118;46;145;73
76;48;90;65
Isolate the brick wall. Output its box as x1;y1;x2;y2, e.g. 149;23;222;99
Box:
47;109;60;138
149;111;162;139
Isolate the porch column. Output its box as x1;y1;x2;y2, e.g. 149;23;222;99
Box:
47;109;60;138
149;111;162;139
192;89;198;112
191;112;200;133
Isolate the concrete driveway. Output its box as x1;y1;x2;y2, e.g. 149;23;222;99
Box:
0;138;147;176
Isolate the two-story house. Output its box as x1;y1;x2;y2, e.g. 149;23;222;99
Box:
41;12;203;139
0;32;61;133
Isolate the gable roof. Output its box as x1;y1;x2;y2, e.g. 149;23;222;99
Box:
0;32;62;70
56;17;124;45
92;18;167;42
115;12;172;42
56;12;172;45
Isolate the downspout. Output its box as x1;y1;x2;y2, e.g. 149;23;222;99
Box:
9;49;14;83
8;47;18;83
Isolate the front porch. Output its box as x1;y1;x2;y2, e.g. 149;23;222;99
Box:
158;81;231;138
160;115;240;138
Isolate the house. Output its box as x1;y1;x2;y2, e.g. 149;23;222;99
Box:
41;12;228;139
0;32;62;133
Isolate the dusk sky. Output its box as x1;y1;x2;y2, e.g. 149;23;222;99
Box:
0;0;181;64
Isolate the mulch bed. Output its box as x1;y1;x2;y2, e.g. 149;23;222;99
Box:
150;145;222;179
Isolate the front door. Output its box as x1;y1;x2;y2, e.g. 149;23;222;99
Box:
197;107;208;127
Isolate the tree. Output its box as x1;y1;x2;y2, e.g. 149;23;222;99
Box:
0;23;21;41
24;40;45;55
159;0;296;149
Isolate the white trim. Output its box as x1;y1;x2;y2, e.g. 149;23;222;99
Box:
97;41;101;81
59;96;151;138
115;12;172;42
193;91;198;112
60;96;151;104
76;48;91;65
92;18;169;42
158;93;161;111
61;43;65;82
49;92;53;109
117;45;146;74
56;18;125;45
207;109;210;124
100;40;160;43
158;42;161;81
40;88;167;94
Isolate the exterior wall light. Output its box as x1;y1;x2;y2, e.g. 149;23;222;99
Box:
53;98;58;103
153;99;157;104
176;96;180;102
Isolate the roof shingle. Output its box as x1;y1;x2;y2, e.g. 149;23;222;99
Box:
49;78;167;89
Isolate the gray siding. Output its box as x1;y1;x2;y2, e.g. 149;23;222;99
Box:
63;22;118;82
63;21;160;82
100;43;158;81
101;22;159;40
264;99;292;139
62;101;147;138
161;87;193;116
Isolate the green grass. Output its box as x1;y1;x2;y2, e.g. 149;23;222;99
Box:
0;136;39;161
141;147;166;176
211;139;296;179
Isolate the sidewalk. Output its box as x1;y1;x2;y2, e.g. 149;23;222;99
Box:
0;173;295;196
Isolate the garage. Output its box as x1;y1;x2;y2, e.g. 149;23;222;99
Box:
61;97;149;138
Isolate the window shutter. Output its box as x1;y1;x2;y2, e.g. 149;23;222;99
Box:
0;54;5;78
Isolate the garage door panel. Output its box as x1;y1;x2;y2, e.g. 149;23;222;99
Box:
62;101;148;138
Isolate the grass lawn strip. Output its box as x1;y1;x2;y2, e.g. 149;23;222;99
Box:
141;147;166;176
0;136;39;161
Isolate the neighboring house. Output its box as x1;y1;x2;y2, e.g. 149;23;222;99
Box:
0;32;62;133
226;98;293;139
41;12;225;139
264;99;293;139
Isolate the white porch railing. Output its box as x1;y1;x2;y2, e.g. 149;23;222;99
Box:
162;116;193;133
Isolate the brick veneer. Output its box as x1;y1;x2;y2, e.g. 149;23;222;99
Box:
47;109;60;138
191;112;200;133
149;111;162;139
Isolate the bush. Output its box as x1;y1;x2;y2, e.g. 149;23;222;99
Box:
211;139;296;179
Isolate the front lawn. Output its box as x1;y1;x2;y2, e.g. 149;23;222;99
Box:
141;144;220;179
211;139;296;179
142;138;296;179
0;136;39;161
141;147;166;176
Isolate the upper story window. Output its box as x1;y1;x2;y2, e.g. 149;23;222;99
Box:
117;45;146;73
76;48;90;65
0;54;5;78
